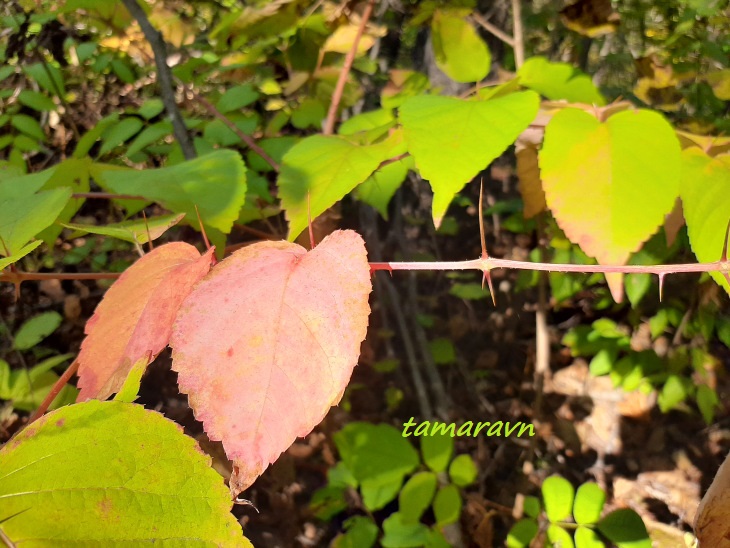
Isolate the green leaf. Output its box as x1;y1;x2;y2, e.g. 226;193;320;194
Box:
137;98;165;119
596;508;651;548
428;337;456;365
96;150;247;235
575;526;604;548
381;512;431;548
17;90;57;111
420;431;454;473
679;149;730;295
339;108;396;136
547;524;575;548
449;454;478;487
357;155;413;219
0;354;77;411
333;516;379;548
431;8;490;83
334;422;420;488
126;121;173;156
246;136;297;172
63;213;186;245
449;282;490;300
400;92;539;227
37;156;92;246
573;482;606;524
14;311;63;350
540;108;681;300
542;475;575;523
216;83;260;113
23;62;65;96
11;114;46;141
73;113;120;158
292;98;326;129
506;519;539;548
658;374;690;412
432;484;462;527
279;134;398;240
0;174;71;256
518;57;605;105
524;496;541;518
697;384;720;424
112;356;149;403
361;475;405;511
99;117;144;155
0;400;250;546
0;240;42;271
399;472;438;523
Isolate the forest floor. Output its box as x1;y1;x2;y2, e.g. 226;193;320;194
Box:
1;159;729;548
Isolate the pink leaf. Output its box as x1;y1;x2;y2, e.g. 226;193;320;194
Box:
169;230;372;496
77;243;214;401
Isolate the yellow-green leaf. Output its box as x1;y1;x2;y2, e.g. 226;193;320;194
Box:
431;9;490;83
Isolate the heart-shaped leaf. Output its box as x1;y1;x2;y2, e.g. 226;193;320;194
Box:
170;230;372;496
540;107;681;301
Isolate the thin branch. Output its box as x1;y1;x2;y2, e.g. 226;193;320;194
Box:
72;192;146;200
120;0;196;160
471;12;515;48
27;360;79;425
323;0;377;135
370;258;730;276
186;90;280;172
511;0;525;69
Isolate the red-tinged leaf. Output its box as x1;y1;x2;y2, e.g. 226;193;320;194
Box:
77;243;214;401
169;230;372;496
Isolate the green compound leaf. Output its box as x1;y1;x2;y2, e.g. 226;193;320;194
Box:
542;475;575;523
433;484;462;527
400;92;539;227
96;150;247;235
431;8;490;83
518;57;605;105
540;108;681;301
575;526;604;548
279;134;399;240
679;149;730;295
333;516;379;548
573;482;606;524
448;454;478;487
547;524;575;548
596;508;651;548
13;311;63;351
399;471;438;523
420;431;454;473
381;512;431;548
506;519;538;548
0;400;250;546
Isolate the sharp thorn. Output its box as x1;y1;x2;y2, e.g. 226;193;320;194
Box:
195;205;211;252
478;178;488;259
483;270;496;306
723;271;730;289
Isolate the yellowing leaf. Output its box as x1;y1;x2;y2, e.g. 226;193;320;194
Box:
704;69;730;100
516;142;546;218
323;24;376;55
680;149;730;295
518;56;606;105
697;449;730;546
540;108;681;301
169;230;372;496
77;243;215;401
431;9;490;83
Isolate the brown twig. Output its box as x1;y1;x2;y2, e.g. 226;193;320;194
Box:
120;0;196;160
323;0;377;135
471;12;515;48
186;90;280;172
510;0;525;69
27;360;80;425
